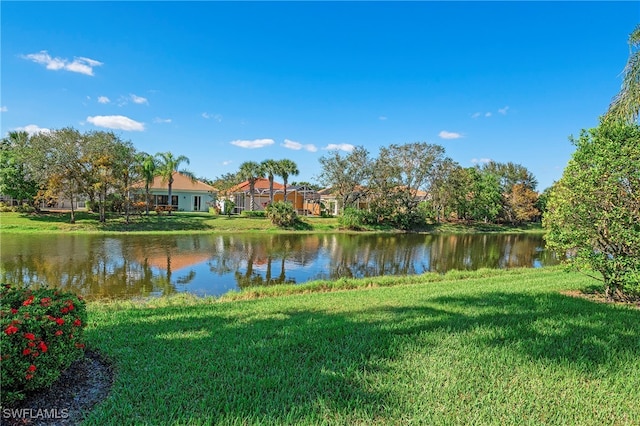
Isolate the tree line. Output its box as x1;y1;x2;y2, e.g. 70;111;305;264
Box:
0;128;195;222
316;143;541;229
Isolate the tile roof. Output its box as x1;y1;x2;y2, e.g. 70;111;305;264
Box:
134;172;216;192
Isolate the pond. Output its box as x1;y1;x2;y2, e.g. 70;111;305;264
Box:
0;233;557;299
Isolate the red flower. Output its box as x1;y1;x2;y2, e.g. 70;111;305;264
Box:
22;295;34;306
38;341;48;353
40;297;51;307
32;351;39;357
68;304;75;311
4;325;18;335
10;308;18;314
27;364;36;372
75;343;85;349
73;319;82;327
61;307;69;314
55;318;64;326
54;330;63;336
24;333;35;340
22;348;31;356
25;373;34;380
28;342;35;348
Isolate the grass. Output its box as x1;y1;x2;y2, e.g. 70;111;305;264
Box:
0;211;543;234
82;267;640;425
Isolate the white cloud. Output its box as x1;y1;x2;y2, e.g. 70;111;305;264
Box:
15;124;51;135
471;158;492;165
485;112;492;117
324;143;355;152
202;112;222;122
130;94;148;105
153;117;172;124
222;160;233;166
22;51;102;76
498;106;510;115
0;106;7;112
230;138;274;149
98;96;110;104
378;116;388;121
438;130;463;140
282;139;318;152
86;115;144;131
471;112;481;119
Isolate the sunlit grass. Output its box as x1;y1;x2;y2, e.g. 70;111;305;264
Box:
0;211;542;235
83;268;640;425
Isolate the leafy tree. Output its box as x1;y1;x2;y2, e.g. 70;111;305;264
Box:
468;168;502;223
606;24;640;123
277;159;299;202
506;183;540;224
428;158;462;222
369;142;445;228
261;159;279;203
0;132;39;206
25;128;89;223
138;153;157;215
317;146;373;213
237;161;264;211
544;121;640;301
154;152;194;215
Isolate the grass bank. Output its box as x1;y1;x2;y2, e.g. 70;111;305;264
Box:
0;211;542;234
83;267;639;425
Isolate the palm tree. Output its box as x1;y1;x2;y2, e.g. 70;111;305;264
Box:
139;153;157;215
606;24;640;123
277;159;299;202
237;161;265;211
261;159;279;203
154;152;194;215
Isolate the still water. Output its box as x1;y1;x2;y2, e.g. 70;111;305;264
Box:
0;233;557;299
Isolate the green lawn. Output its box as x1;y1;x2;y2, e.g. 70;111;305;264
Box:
0;211;543;234
82;268;640;425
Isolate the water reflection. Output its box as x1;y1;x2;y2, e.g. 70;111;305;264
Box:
0;233;557;299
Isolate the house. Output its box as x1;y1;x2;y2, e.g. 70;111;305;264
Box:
228;178;320;215
133;172;216;212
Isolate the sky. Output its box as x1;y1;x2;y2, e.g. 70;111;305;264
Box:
2;1;639;191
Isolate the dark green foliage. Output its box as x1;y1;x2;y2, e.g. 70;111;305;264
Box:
265;201;298;227
241;210;267;218
544;121;640;300
0;284;87;406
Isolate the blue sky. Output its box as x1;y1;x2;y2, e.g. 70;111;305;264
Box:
2;1;638;191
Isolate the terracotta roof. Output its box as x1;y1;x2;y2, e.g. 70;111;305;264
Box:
134;172;216;192
230;178;286;193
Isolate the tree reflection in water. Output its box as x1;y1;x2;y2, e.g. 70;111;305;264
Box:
0;233;556;299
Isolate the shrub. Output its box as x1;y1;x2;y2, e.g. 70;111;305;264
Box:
265;201;298;227
241;210;266;218
338;208;372;230
0;284;87;406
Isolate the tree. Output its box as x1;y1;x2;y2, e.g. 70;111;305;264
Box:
544;121;640;301
25;128;89;223
138;153;157;215
506;183;540;224
154;152;194;215
369;142;446;228
606;24;640;123
277;159;299;202
261;159;279;203
317;147;373;213
0;132;39;206
237;161;264;211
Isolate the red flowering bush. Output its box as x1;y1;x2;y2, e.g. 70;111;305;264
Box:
0;284;87;406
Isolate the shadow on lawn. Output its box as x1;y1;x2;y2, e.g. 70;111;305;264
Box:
84;291;640;424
